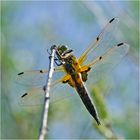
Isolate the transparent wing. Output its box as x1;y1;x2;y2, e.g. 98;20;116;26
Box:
19;87;45;106
16;66;75;107
78;17;119;66
19;84;76;106
16;66;65;86
85;42;129;84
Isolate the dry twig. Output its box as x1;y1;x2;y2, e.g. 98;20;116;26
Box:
39;46;56;140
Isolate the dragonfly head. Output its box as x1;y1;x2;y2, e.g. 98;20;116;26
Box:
56;45;73;58
57;45;68;55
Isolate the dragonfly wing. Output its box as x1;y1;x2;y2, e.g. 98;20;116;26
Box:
16;66;64;86
19;87;45;106
17;66;75;106
85;42;129;83
78;17;119;65
19;84;76;106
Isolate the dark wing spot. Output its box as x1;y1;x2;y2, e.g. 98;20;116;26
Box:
18;72;24;75
62;80;69;83
87;67;91;72
40;70;43;73
96;36;99;41
99;56;102;60
21;93;28;98
109;18;115;23
117;42;124;46
84;67;91;72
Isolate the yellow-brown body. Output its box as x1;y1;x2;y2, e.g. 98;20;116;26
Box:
55;46;100;125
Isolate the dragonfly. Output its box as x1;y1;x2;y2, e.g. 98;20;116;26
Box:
17;17;129;125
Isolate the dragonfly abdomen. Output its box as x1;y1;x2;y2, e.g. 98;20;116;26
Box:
72;74;101;125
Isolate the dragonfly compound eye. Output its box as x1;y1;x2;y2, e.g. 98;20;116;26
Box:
57;45;68;55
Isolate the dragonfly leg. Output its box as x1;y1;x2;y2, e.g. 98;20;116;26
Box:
80;66;91;82
47;48;51;55
81;72;88;82
47;49;62;66
54;58;63;66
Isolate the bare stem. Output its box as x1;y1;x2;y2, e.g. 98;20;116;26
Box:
39;46;56;140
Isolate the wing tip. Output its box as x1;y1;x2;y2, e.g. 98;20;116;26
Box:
117;42;130;49
116;42;130;55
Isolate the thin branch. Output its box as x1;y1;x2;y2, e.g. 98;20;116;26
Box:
39;46;56;140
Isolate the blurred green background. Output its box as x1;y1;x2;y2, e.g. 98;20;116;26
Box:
1;1;139;139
